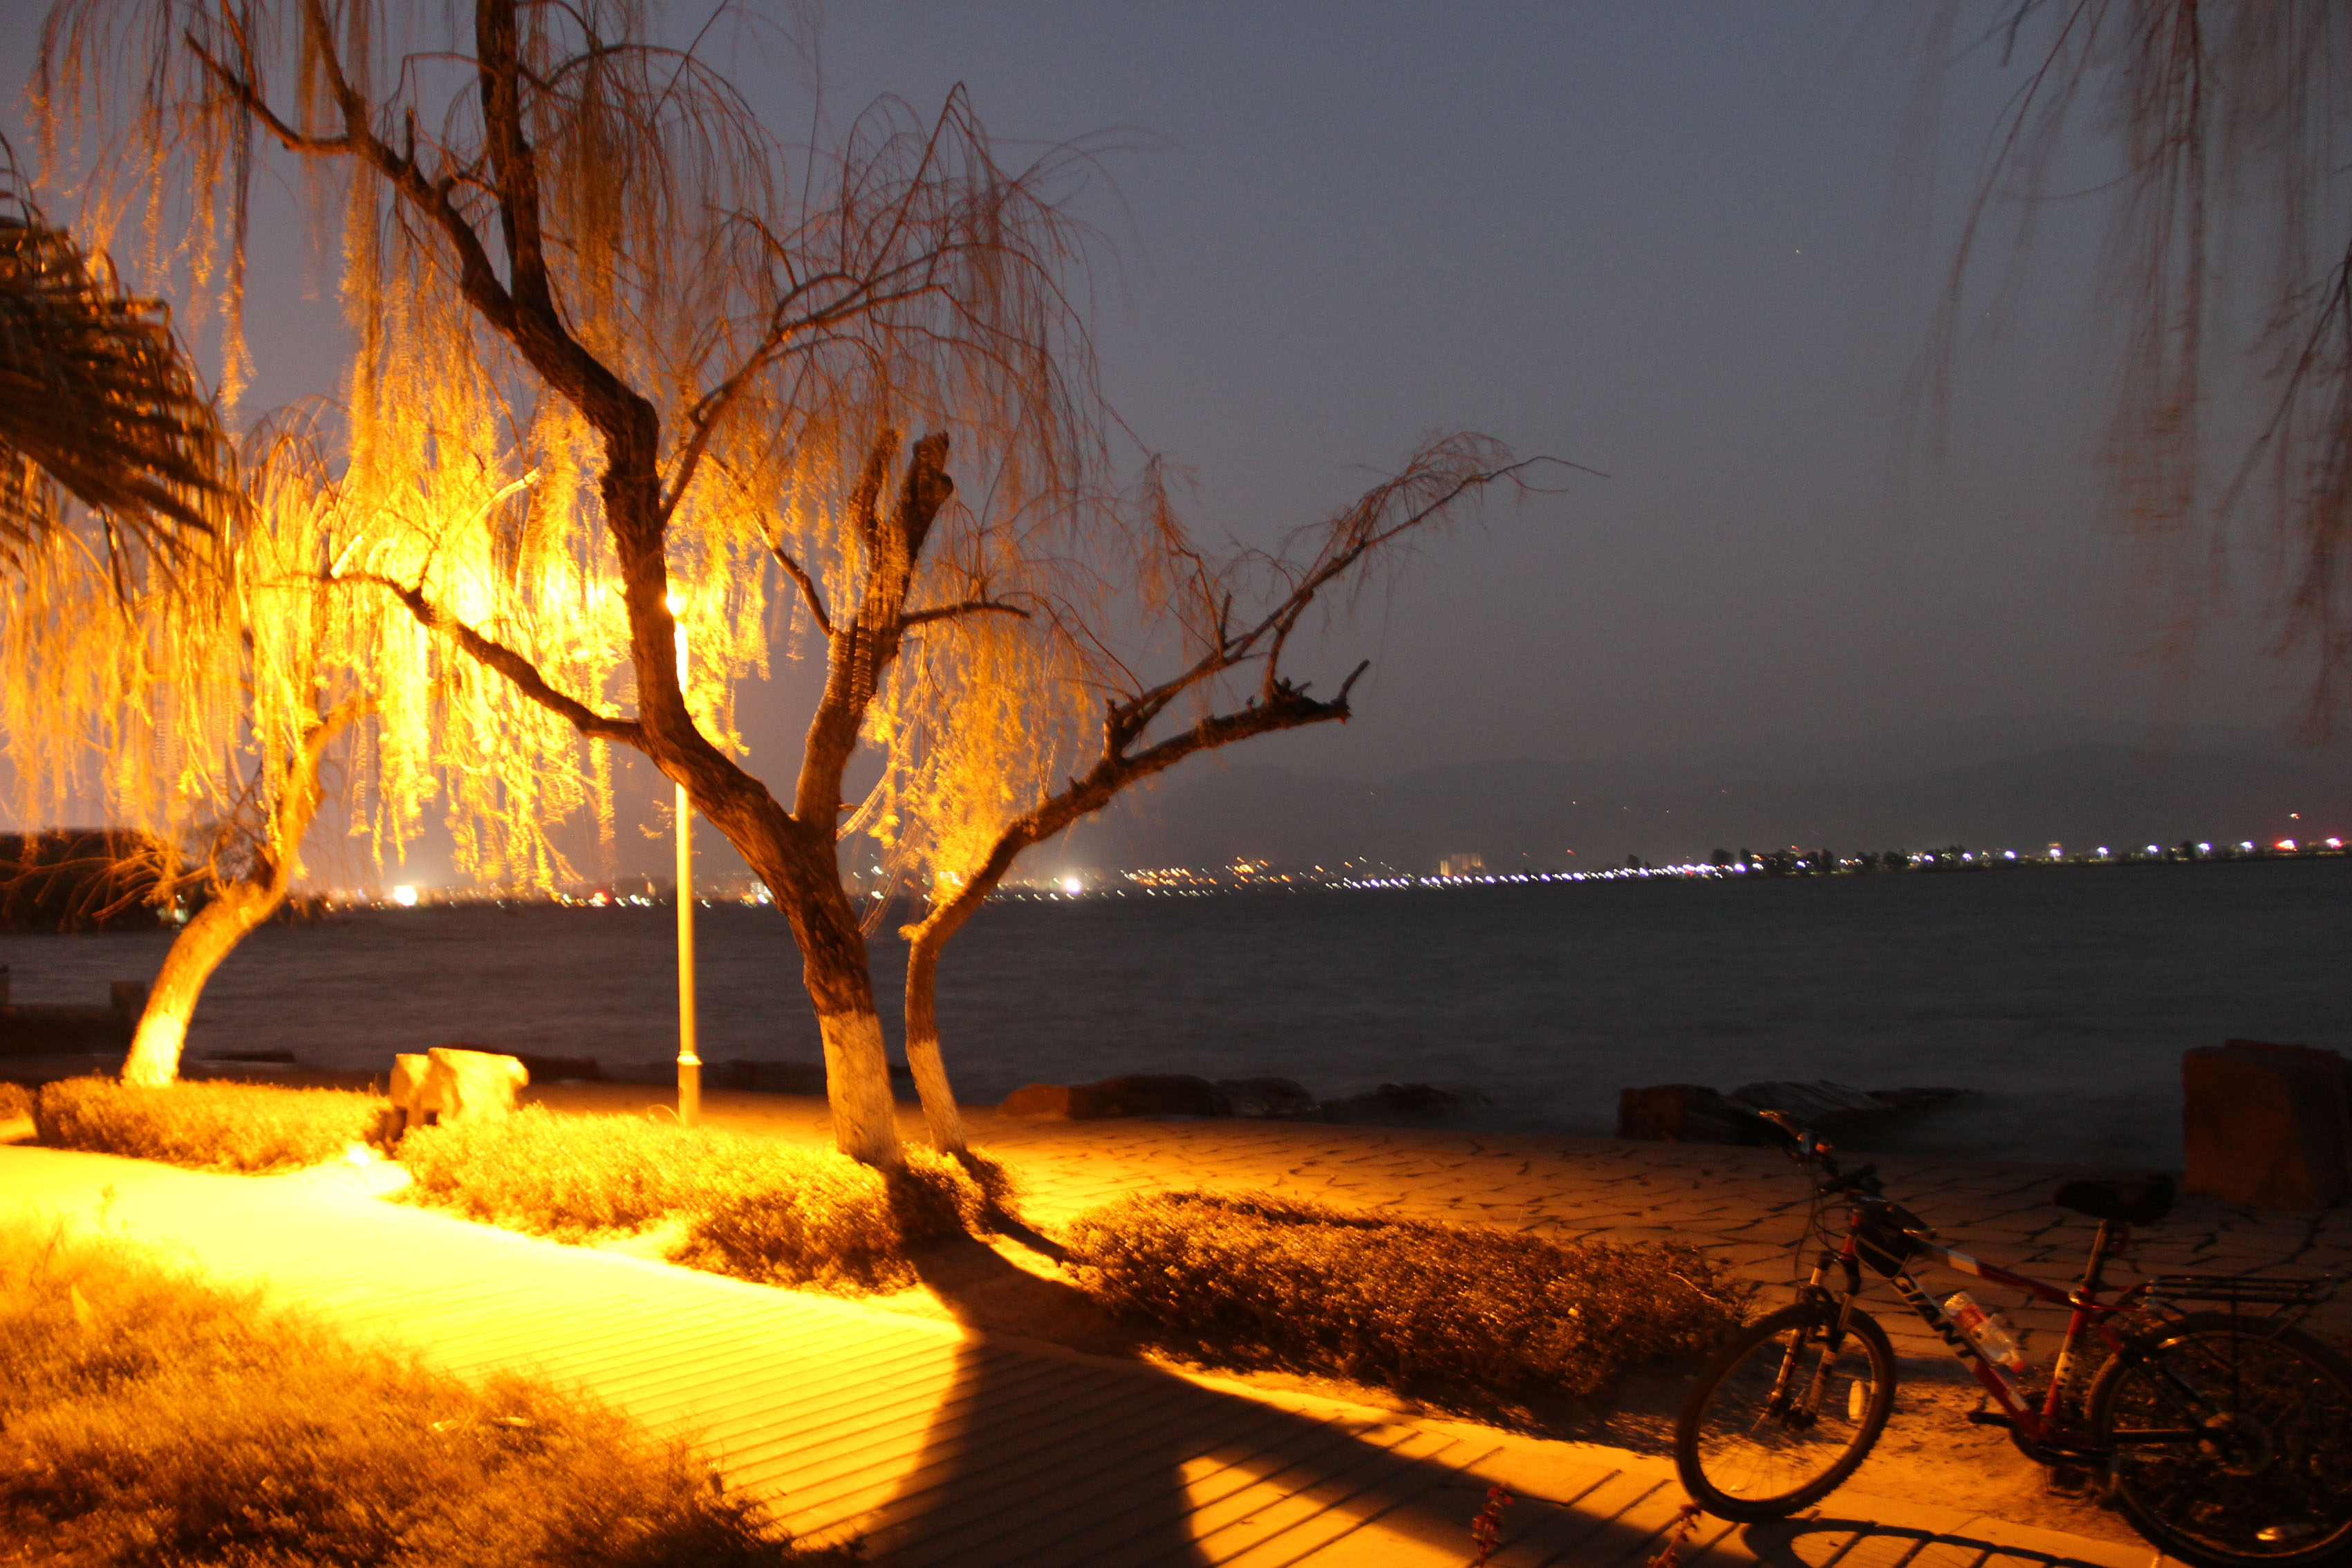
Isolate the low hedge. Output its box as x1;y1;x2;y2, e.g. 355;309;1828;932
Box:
396;1110;771;1240
1063;1190;1749;1414
399;1108;1007;1293
0;1081;30;1122
0;1223;851;1565
33;1076;384;1172
674;1152;996;1294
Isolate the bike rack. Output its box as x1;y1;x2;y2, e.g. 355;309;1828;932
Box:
2142;1273;2337;1308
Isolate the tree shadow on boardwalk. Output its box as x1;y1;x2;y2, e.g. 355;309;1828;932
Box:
854;1235;2128;1568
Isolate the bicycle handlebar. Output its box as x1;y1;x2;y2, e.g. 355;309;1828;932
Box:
1748;1108;1886;1197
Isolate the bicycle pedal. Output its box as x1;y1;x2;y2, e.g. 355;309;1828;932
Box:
1965;1410;2014;1430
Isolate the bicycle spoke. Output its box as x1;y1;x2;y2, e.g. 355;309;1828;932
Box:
1678;1304;1894;1520
2097;1317;2352;1567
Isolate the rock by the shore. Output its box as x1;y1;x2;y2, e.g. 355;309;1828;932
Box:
999;1082;1075;1119
1320;1082;1488;1126
1616;1083;1767;1144
2183;1039;2351;1210
1618;1079;1972;1145
1003;1073;1483;1125
1212;1076;1320;1119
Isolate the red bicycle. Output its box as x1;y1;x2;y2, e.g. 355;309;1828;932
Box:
1673;1111;2352;1568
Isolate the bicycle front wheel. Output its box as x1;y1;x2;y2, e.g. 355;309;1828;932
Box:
1675;1301;1896;1522
2090;1312;2352;1568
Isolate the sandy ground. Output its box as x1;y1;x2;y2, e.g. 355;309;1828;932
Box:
519;1081;2352;1544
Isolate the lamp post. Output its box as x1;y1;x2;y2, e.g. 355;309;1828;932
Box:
670;593;700;1126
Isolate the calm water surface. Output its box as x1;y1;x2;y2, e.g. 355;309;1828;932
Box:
3;859;2344;1169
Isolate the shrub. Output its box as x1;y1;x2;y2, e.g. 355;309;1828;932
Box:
1063;1190;1749;1413
34;1076;384;1172
397;1109;769;1239
398;1109;1006;1293
0;1081;30;1121
674;1150;993;1294
0;1224;855;1566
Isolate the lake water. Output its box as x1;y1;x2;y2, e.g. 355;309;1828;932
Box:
4;859;2345;1170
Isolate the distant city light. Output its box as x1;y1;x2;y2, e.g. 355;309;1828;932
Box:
1061;877;1084;895
390;885;418;908
2277;839;2297;852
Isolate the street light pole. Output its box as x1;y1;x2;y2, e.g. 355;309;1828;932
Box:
671;594;699;1126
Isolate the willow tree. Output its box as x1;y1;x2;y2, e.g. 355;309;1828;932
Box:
0;411;506;1083
1924;1;2352;727
862;435;1547;1153
44;0;1109;1163
0;142;230;584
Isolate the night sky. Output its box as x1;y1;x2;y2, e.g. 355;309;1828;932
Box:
4;3;2329;882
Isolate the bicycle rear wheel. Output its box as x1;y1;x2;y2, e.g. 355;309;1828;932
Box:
2090;1312;2352;1568
1675;1301;1896;1522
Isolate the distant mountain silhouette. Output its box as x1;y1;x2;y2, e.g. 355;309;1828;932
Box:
1050;732;2352;874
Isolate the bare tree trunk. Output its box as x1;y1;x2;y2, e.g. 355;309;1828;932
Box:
118;700;360;1087
902;922;969;1152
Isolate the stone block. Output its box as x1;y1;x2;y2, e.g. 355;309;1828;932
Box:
1070;1073;1220;1119
387;1047;528;1137
1212;1076;1320;1119
424;1046;528;1124
1617;1083;1765;1144
2183;1040;2351;1211
1322;1081;1489;1126
999;1083;1072;1119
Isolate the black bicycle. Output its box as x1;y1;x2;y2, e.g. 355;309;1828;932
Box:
1672;1111;2352;1568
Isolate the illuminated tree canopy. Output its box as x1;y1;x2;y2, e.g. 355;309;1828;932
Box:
42;0;1119;1163
37;1;1543;1161
1;411;451;1081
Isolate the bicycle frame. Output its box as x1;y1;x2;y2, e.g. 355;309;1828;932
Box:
1808;1199;2145;1458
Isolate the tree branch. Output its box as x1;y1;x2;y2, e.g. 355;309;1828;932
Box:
335;570;645;746
898;598;1031;629
769;543;834;638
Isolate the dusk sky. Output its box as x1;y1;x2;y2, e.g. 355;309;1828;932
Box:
5;3;2331;881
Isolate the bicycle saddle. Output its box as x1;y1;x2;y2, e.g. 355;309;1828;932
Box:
2051;1173;2176;1226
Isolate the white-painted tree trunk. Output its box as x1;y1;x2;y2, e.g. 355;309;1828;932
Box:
900;931;967;1154
817;1009;904;1166
118;889;265;1085
115;702;359;1088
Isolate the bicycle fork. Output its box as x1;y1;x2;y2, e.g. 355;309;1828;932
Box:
1790;1251;1868;1420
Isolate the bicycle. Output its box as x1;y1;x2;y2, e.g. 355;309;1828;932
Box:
1672;1110;2352;1568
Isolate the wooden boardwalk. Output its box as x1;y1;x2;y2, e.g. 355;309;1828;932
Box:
1;1144;2151;1567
